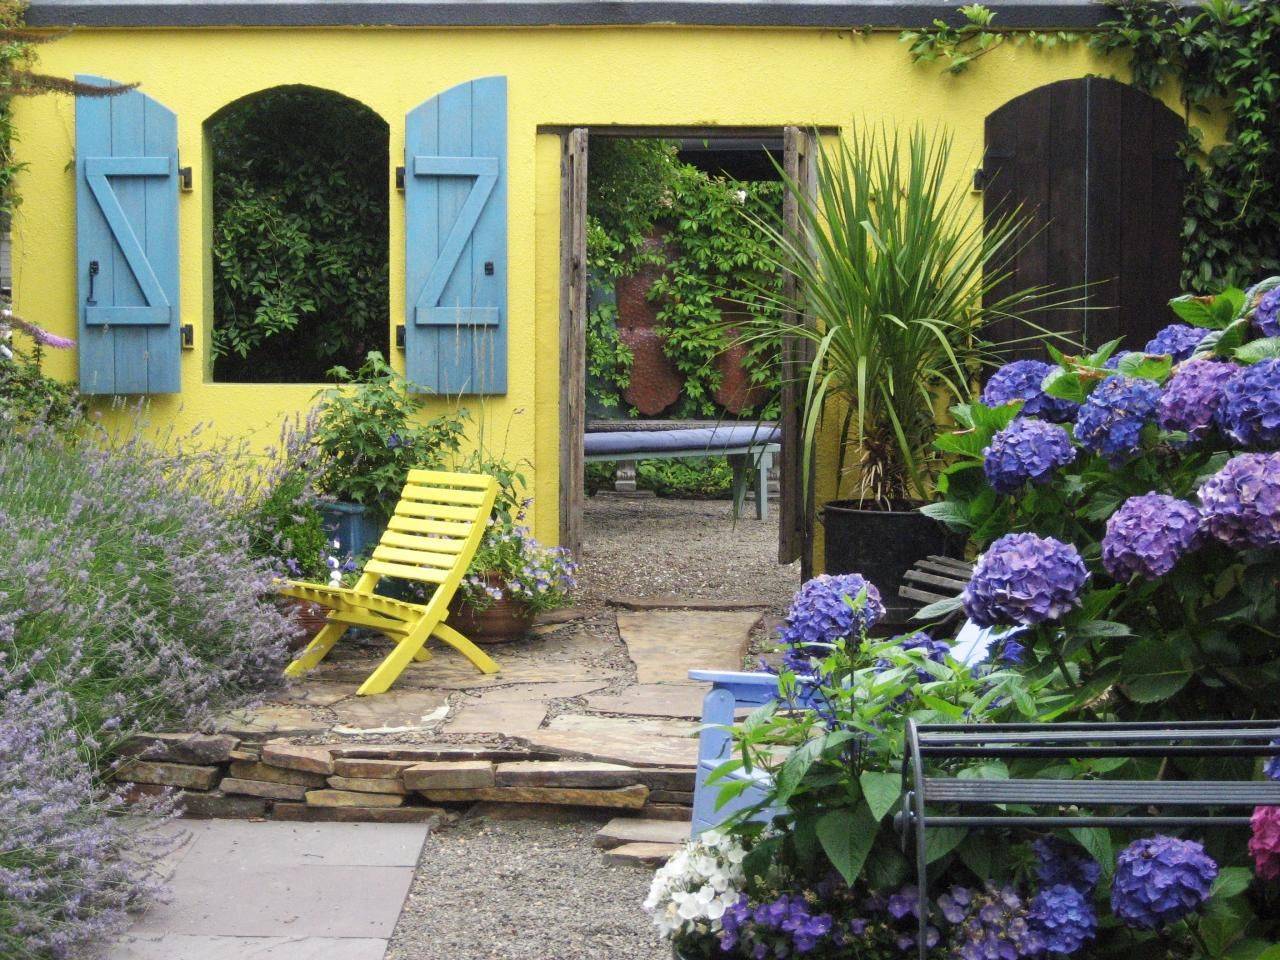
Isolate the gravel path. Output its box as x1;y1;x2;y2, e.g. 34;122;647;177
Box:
386;818;667;960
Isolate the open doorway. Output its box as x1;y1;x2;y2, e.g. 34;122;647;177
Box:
558;127;818;604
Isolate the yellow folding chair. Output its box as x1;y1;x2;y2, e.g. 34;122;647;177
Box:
280;469;500;695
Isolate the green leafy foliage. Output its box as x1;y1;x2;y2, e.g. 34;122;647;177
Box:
209;87;390;382
310;352;466;518
586;138;784;419
0;334;81;431
901;3;1079;74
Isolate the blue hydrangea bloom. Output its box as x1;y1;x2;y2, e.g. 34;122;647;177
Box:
963;533;1089;628
876;632;951;685
1032;837;1102;893
1028;884;1097;955
1111;836;1218;930
983;418;1077;494
1073;375;1161;464
1198;452;1280;549
1266;741;1280;782
778;574;884;670
1252;286;1280;338
981;360;1079;423
1101;493;1203;581
1144;323;1207;361
1218;358;1280;448
1157;358;1236;441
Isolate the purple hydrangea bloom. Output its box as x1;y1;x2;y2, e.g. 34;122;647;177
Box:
963;533;1089;628
1198;452;1280;549
1266;740;1280;782
983;418;1077;494
982;360;1079;423
887;632;952;683
1028;884;1097;955
1218;359;1280;448
1101;493;1203;581
1144;323;1207;361
1111;836;1218;930
778;574;884;669
1073;375;1162;464
1252;286;1280;338
1032;837;1102;893
1157;359;1236;441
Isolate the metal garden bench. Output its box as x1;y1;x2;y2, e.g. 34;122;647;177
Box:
894;719;1280;960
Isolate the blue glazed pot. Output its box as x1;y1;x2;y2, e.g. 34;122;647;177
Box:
318;501;385;558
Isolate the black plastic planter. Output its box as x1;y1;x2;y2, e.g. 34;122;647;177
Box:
819;499;962;628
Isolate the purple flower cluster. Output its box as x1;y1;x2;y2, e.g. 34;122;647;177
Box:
938;885;1047;960
982;419;1077;495
963;533;1089;628
1028;885;1097;956
778;574;884;670
1031;837;1101;893
1198;452;1280;549
1110;836;1218;930
1218;359;1280;448
1143;323;1206;361
982;360;1078;423
887;632;953;684
720;893;834;956
1250;806;1280;882
1252;285;1280;338
1073;375;1161;464
1101;493;1203;581
1266;741;1280;782
1156;359;1236;441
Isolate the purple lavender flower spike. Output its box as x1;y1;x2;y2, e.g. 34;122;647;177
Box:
1111;836;1218;930
1101;493;1203;581
1218;358;1280;448
981;359;1079;423
1157;358;1236;441
963;532;1089;628
982;418;1077;494
1144;323;1207;361
1198;452;1280;549
1073;375;1161;464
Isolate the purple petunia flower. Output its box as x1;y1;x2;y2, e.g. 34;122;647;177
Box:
1218;359;1280;448
1252;285;1280;338
1032;836;1102;893
778;574;884;670
1198;452;1280;549
1157;358;1236;441
1144;323;1207;362
1028;884;1097;955
982;360;1079;423
1101;493;1203;581
983;418;1077;494
1111;836;1218;930
1073;375;1162;464
963;533;1089;628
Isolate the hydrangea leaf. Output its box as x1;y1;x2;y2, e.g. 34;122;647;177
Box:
1116;352;1173;383
1042;367;1090;403
1211;866;1254;900
1121;639;1191;703
1067;827;1113;879
858;770;901;822
1234;336;1280;364
913;594;964;621
1170;293;1231;329
816;804;878;885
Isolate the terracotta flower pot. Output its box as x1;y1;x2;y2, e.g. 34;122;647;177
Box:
447;573;535;644
281;597;329;651
617;229;684;416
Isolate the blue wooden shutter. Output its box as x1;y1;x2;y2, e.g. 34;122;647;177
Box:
404;76;507;394
75;76;180;395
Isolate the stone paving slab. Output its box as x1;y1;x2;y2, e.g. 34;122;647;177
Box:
443;697;547;734
519;715;699;769
110;934;388;960
617;609;760;683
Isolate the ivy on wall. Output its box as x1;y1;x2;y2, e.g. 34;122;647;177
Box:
902;0;1280;292
586;138;784;419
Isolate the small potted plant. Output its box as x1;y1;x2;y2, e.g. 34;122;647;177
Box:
447;510;578;643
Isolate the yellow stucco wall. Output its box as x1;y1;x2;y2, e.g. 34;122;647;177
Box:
10;26;1177;549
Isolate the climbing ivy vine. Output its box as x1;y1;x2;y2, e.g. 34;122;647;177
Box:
586;138;784;419
902;0;1280;292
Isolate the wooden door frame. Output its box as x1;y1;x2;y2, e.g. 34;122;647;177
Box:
555;124;827;566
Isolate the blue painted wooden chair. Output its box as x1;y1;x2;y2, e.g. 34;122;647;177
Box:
688;621;1021;837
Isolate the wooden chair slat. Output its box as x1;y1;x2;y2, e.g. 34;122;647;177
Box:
395;500;481;522
407;468;493;488
365;558;451;584
387;515;474;537
380;530;466;553
400;483;489;507
372;544;458;569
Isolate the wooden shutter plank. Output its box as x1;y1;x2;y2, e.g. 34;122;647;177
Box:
469;76;508;393
433;81;476;393
109;82;150;394
142;95;181;393
557;127;588;558
76;81;116;394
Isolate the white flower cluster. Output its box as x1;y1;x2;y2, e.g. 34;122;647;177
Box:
643;830;746;940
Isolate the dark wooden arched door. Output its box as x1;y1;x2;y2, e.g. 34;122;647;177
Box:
983;76;1186;357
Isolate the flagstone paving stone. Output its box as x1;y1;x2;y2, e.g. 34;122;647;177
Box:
616;609;760;683
584;683;715;719
443;697;547;734
214;705;333;739
519;715;699;769
328;689;450;731
604;841;682;867
595;817;690;848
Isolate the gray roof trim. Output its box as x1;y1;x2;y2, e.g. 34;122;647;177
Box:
26;0;1113;30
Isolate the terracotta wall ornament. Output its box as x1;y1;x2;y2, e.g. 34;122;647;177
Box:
711;298;768;415
616;229;685;416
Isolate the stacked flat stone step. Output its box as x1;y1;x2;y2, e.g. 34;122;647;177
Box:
116;735;695;826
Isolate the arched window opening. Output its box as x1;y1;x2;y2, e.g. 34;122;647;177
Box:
208;86;389;382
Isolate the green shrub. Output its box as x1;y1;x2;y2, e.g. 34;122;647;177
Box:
637;457;733;498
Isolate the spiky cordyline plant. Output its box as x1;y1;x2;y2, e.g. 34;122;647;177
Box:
741;123;1066;507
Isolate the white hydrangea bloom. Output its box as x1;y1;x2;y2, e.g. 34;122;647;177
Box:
643;833;748;942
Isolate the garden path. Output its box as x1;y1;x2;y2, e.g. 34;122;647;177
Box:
108;820;430;960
